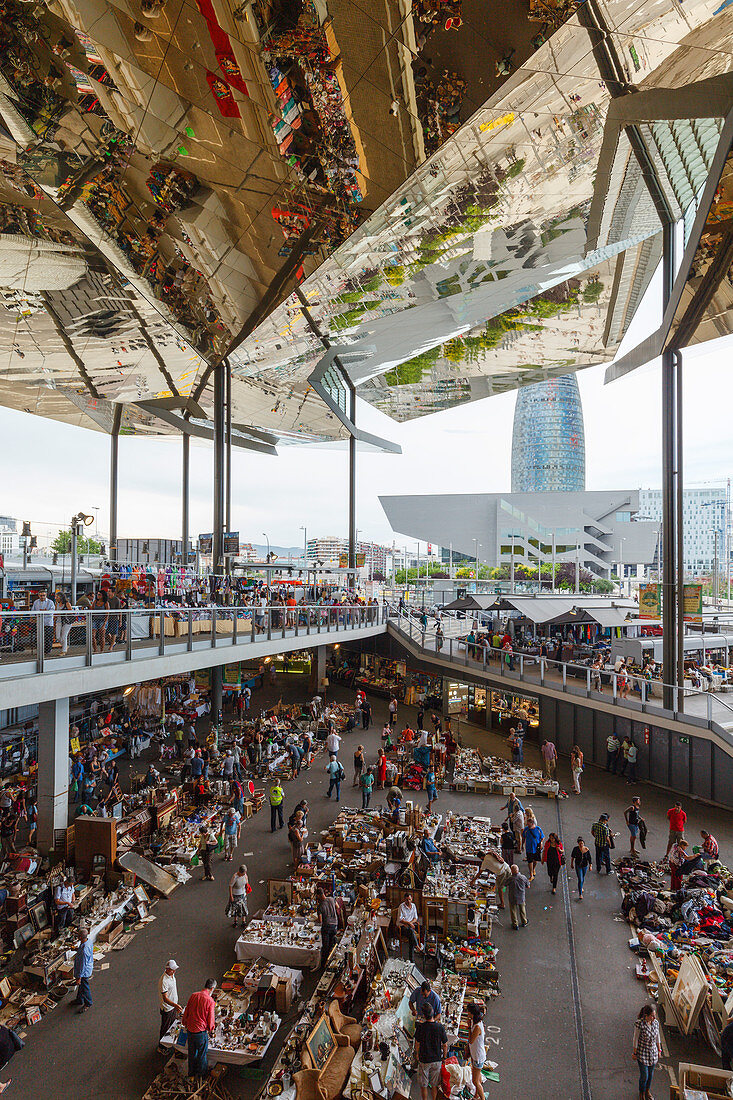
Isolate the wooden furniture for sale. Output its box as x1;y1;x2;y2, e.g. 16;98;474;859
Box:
73;816;116;875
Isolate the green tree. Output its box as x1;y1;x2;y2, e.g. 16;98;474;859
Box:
52;529;102;555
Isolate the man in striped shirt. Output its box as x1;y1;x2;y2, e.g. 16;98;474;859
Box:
700;830;720;863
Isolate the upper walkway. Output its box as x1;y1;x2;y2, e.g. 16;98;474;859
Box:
385;609;733;746
0;604;385;708
4;601;733;751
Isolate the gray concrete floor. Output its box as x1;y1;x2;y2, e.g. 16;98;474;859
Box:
8;673;730;1099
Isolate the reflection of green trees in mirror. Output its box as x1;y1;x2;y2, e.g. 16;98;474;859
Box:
384;347;440;385
386;279;605;378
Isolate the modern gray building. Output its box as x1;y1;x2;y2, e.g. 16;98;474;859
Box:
380;490;660;578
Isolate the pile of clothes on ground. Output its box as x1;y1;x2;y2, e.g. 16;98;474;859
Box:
617;855;733;1016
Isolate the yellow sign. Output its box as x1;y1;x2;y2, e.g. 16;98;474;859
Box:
223;663;241;687
638;583;661;619
683;584;703;623
479;112;515;133
70;737;80;754
339;553;366;568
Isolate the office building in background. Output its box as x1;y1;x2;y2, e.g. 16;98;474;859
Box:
639;486;729;574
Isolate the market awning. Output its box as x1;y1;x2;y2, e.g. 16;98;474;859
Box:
4;568;54;583
591;608;635;628
493;595;639;625
441;596;498;611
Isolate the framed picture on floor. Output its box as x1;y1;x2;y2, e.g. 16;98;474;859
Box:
305;1014;336;1070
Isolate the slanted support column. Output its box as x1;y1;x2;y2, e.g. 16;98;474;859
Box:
182;433;190;565
37;697;69;855
347;383;357;590
109;405;122;562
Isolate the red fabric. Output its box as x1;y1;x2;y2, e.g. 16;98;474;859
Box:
205;71;241;117
668;808;687;832
195;0;249;96
541;839;564;864
183;989;215;1034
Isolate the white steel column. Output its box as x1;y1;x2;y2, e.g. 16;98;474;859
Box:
37;697;69;854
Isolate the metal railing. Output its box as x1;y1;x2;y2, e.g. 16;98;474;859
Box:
385;607;733;732
0;603;386;676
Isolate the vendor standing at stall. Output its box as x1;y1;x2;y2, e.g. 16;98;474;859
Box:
54;877;76;929
409;980;442;1021
157;960;182;1046
397;892;423;960
316;886;339;968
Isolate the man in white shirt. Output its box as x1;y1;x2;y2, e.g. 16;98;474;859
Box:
477;849;512;910
158;959;182;1045
32;591;56;654
418;729;429;748
397;891;423;960
54;877;76;929
326;731;341;756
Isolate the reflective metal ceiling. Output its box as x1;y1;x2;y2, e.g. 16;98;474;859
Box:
0;0;731;442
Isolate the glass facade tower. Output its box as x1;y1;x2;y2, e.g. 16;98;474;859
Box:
511;375;586;492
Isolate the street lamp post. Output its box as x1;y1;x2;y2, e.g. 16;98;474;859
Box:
574;543;580;595
300;526;307;565
262;532;271;595
714;528;720;607
71;512;95;603
551;532;556;594
510;534;515;594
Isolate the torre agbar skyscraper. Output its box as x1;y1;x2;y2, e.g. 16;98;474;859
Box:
511;375;586;493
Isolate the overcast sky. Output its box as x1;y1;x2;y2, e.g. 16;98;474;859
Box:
6;327;731;552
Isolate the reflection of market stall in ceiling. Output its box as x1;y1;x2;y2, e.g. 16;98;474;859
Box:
235;41;733;422
0;0;732;445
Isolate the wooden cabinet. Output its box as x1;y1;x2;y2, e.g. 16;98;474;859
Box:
74;816;117;874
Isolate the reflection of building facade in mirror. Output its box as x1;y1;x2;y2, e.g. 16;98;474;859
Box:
511;375;585;493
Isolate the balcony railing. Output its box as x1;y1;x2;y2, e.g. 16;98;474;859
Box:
0;603;385;676
386;606;733;733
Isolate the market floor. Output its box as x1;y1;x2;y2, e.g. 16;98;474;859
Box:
9;673;732;1100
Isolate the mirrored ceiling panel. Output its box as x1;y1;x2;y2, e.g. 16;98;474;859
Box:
665;146;733;349
0;0;731;447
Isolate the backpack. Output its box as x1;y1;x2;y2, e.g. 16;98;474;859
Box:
337;762;345;781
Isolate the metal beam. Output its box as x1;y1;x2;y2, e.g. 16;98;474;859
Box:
225;357;232;537
182;432;190;565
135;403;276;454
109;404;122;563
213;362;225;574
661;221;678;710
